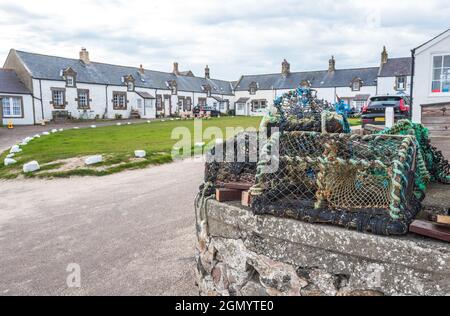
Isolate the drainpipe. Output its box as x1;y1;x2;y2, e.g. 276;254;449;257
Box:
410;49;416;121
39;79;44;121
104;84;110;119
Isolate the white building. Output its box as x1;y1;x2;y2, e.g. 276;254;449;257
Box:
233;49;413;117
411;29;450;135
0;69;34;126
2;48;234;124
1;30;449;126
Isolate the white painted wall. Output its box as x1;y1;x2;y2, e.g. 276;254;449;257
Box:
1;93;34;125
233;85;377;116
412;31;450;123
377;76;411;96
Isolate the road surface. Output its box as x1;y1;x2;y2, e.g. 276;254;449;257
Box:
0;159;203;295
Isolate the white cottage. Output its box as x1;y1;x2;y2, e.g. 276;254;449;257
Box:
2;48;234;124
0;69;33;126
233;57;380;116
412;29;450;135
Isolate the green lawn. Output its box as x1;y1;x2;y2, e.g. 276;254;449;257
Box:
0;117;262;179
348;117;362;127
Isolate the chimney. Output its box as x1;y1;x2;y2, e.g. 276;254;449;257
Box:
139;64;145;75
205;65;210;79
173;62;180;75
328;56;336;72
281;59;290;76
79;48;90;64
381;46;388;65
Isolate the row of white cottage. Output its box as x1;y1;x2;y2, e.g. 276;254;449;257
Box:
1;29;450;128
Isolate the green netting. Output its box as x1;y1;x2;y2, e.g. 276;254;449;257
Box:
249;131;420;235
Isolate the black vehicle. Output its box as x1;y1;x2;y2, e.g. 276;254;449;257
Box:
361;95;411;128
193;105;221;117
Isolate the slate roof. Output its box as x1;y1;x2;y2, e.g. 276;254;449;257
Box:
14;50;234;95
354;94;371;101
236;97;250;103
379;57;412;77
0;68;31;94
234;67;379;91
136;91;155;99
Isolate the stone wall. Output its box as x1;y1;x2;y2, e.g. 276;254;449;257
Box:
195;200;450;296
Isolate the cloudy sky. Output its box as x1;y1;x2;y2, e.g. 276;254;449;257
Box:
0;0;449;80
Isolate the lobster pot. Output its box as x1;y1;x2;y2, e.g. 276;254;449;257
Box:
203;132;259;196
251;131;421;236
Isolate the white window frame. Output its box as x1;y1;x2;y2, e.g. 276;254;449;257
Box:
127;81;135;92
66;76;75;87
431;54;450;95
396;76;407;91
351;80;361;92
1;96;23;118
52;89;65;108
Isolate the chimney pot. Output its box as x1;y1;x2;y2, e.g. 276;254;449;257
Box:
205;65;210;79
139;64;145;74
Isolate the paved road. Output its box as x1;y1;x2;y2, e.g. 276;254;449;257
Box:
0;159;203;296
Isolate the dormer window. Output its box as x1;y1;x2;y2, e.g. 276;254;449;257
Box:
396;76;407;91
127;81;134;92
166;80;177;95
202;84;212;97
300;80;311;88
124;75;135;92
62;67;77;88
249;82;258;95
67;76;74;87
351;78;362;91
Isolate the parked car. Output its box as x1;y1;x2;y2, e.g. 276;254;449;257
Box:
193;105;221;117
361;95;411;128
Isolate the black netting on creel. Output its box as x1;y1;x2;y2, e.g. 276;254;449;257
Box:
203;132;260;196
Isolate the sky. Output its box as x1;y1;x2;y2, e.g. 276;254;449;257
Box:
0;0;449;80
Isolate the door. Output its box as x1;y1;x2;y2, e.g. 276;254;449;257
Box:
143;99;155;119
164;95;171;117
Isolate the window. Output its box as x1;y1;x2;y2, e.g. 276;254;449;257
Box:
249;82;258;95
137;99;143;109
77;89;90;109
51;88;66;108
198;98;207;107
351;80;361;91
66;76;75;87
1;96;23;118
170;82;177;95
63;67;77;87
127;81;135;92
178;96;185;111
396;76;407;91
156;95;163;111
113;92;127;110
237;103;245;111
432;55;450;93
185;97;192;111
251;100;267;112
219;102;225;110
